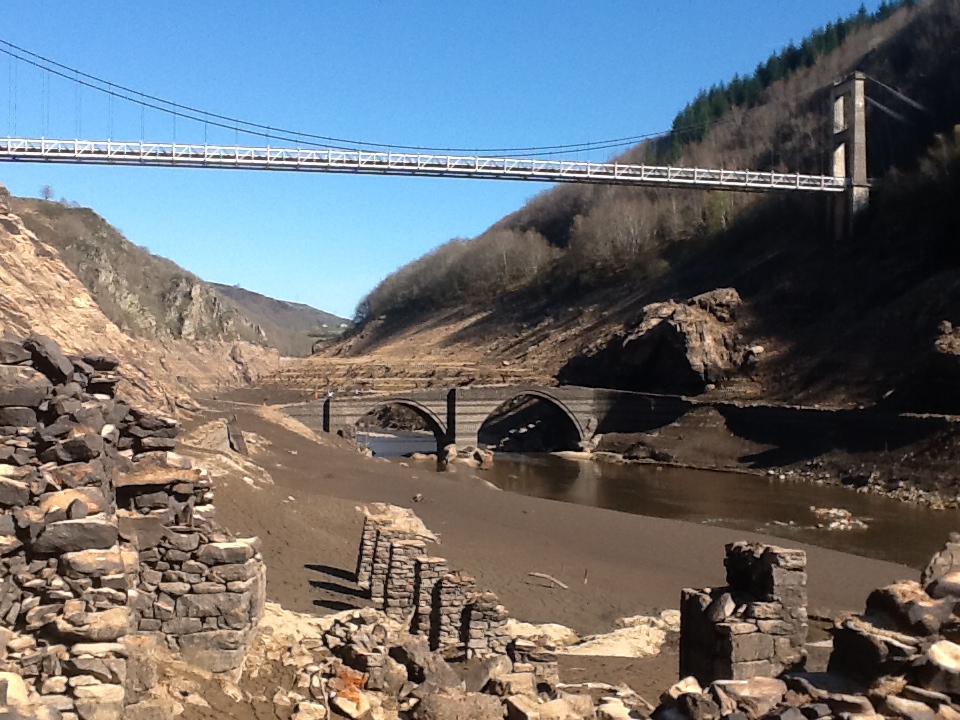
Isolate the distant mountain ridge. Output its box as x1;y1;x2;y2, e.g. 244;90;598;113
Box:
9;196;342;356
211;283;348;356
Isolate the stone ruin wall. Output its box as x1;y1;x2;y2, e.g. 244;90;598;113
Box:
680;541;809;685
357;505;520;663
0;332;265;719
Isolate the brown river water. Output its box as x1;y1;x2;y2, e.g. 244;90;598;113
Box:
359;431;959;569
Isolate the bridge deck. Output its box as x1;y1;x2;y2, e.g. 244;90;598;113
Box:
0;138;847;192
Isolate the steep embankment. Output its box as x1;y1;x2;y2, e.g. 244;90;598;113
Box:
0;184;280;412
11;197;341;357
287;0;960;412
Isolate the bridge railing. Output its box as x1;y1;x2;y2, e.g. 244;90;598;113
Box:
0;137;847;192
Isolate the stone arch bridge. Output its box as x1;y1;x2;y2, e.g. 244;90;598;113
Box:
284;385;694;451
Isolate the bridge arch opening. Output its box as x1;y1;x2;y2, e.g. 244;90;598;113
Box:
355;401;446;456
478;392;584;452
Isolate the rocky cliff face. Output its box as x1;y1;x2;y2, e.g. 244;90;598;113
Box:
0;183;281;413
10;197;268;346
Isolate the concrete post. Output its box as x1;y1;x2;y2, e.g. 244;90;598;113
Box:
831;72;869;239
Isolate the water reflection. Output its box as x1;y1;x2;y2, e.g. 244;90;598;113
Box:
360;432;958;569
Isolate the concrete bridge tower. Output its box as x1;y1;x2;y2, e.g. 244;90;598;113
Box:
831;72;869;239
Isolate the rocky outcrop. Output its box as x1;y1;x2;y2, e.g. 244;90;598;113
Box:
10;194;267;346
0;185;281;413
559;288;748;395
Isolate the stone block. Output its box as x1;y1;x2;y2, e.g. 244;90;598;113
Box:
726;630;775;663
196;541;254;566
731;659;776;680
60;547;125;578
177;591;249;618
208;560;258;583
161;618;203;635
33;519;119;554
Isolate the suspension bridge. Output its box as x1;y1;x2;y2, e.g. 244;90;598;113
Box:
0;138;847;192
0;38;916;210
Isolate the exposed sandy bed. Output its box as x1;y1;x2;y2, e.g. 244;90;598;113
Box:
193;398;918;695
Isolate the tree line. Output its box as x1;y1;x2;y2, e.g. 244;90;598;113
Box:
668;0;917;153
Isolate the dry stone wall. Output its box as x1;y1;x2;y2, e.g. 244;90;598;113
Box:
0;332;265;719
680;541;808;684
356;505;534;663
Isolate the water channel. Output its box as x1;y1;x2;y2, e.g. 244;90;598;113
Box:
359;431;959;569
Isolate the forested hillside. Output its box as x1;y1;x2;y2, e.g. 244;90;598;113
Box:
355;0;958;326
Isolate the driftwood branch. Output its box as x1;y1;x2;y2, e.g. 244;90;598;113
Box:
528;572;569;589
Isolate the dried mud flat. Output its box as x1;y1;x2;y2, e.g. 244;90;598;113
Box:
180;392;918;701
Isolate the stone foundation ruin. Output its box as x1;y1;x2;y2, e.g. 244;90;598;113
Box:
680;541;809;684
357;504;526;662
0;333;265;719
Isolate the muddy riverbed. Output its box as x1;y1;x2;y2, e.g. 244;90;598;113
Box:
359;431;959;569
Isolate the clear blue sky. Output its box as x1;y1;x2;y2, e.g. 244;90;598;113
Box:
0;1;884;319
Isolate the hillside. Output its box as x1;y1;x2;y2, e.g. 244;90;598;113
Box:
211;283;348;356
10;196;338;356
0;183;281;412
288;0;960;412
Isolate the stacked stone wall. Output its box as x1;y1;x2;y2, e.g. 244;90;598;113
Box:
680;541;808;685
355;505;520;659
434;571;476;652
411;556;446;636
0;333;265;718
132;529;266;672
383;538;425;622
465;591;510;658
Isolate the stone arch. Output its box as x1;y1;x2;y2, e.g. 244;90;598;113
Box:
354;399;448;445
477;390;586;449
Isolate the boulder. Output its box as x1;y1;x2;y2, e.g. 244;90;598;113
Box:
914;640;960;696
559;288;743;394
23;334;74;384
0;366;52;408
865;581;954;635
